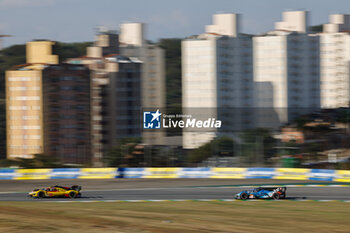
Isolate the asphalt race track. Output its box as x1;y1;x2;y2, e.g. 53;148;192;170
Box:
0;179;349;201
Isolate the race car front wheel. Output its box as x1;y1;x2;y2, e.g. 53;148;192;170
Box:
37;192;45;198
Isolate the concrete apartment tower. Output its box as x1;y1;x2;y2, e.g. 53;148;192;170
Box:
182;13;255;149
275;11;309;33
253;11;320;127
120;23;145;47
42;64;91;164
87;28;119;57
319;14;350;108
68;30;142;167
6;41;58;159
119;23;166;145
205;13;240;37
6;41;92;163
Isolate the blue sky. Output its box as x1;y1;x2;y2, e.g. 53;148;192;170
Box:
1;0;350;47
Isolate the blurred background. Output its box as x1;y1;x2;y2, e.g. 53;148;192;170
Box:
1;1;350;170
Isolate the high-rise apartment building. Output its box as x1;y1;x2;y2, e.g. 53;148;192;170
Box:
319;14;350;108
6;41;92;163
102;56;142;140
120;23;145;47
6;41;58;159
68;31;142;166
42;64;91;164
182;13;255;149
119;23;166;145
253;11;320;127
87;28;119;57
275;11;309;33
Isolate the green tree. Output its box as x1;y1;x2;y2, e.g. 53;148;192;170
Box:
104;138;142;167
53;41;93;63
336;109;350;124
0;159;18;168
0;154;61;168
240;128;276;163
187;137;236;164
187;142;212;164
295;116;311;129
309;24;323;33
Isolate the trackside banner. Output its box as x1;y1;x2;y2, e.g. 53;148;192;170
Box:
0;168;16;180
178;167;211;178
308;169;336;181
15;169;51;180
210;168;246;179
335;170;350;182
143;168;180;178
245;168;276;179
78;168;118;179
275;168;309;180
0;168;349;182
119;168;145;178
51;168;80;179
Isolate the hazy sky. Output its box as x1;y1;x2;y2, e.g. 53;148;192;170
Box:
1;0;350;47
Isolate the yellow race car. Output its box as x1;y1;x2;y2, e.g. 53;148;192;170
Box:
28;185;81;198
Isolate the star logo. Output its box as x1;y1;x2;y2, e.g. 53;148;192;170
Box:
150;109;161;122
143;109;161;129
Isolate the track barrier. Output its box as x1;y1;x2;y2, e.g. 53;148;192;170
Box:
0;167;350;182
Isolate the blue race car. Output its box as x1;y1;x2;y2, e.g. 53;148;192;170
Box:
235;187;287;200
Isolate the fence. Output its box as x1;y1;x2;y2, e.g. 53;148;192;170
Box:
0;167;350;182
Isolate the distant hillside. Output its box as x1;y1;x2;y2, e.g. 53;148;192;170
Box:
309;24;323;33
0;44;26;99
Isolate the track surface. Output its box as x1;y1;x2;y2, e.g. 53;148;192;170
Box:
0;179;349;201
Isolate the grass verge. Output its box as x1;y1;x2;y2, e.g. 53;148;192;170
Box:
0;201;349;233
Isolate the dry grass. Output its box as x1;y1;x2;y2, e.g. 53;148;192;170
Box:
0;201;349;233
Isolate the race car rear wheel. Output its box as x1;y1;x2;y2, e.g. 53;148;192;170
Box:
37;192;45;198
69;192;77;198
240;193;249;200
272;193;280;200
